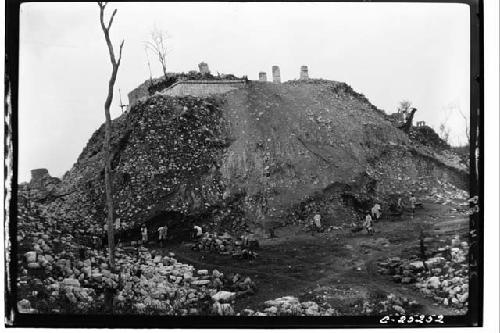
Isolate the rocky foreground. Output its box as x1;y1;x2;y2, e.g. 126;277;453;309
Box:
16;192;341;316
17;188;433;316
377;235;469;312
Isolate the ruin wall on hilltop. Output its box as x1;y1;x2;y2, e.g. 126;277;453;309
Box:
161;80;247;97
127;82;151;111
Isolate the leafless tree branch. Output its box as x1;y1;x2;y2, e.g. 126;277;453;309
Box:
145;28;169;79
117;39;124;66
107;8;117;30
97;1;125;274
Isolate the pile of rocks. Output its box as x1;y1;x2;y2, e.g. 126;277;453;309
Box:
16;193;258;315
16;92;266;259
240;296;338;316
222;272;257;297
18;238;257;315
287;188;360;231
191;233;258;260
423;180;469;206
210;290;236;315
357;293;421;315
28;94;241;246
377;235;469;309
111;249;243;315
408;125;450;150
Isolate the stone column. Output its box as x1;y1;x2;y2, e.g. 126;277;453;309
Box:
259;72;267;82
198;62;210;75
272;66;281;83
30;168;49;189
300;66;309;80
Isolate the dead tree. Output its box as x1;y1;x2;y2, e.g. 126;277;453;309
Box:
144;46;153;83
398;107;417;133
146;28;169;79
398;100;412;114
97;1;124;271
439;123;450;144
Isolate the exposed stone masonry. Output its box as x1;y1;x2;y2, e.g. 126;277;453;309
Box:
198;62;210;75
300;66;309;80
272;66;281;83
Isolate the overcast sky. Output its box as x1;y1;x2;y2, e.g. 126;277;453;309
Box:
18;2;470;182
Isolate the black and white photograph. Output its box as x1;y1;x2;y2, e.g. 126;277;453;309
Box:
3;0;495;329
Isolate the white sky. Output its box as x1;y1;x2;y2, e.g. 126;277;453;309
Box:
18;2;470;182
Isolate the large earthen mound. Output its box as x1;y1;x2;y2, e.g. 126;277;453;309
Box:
34;79;468;236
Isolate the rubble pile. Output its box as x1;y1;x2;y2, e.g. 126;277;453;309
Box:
287;183;361;230
40;94;256;241
423;181;469;207
284;79;384;116
112;249;256;315
191;232;259;260
240;296;338;316
306;287;422;316
377;235;469;310
203;195;248;234
368;146;468;202
356;293;422;315
409;126;450;150
112;95;230;228
29;77;468;241
16;195;257;315
18;242;257;315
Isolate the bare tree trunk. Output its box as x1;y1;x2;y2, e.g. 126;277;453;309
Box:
98;2;124;271
144;47;153;84
104;85;115;271
162;64;167;80
146;28;169;80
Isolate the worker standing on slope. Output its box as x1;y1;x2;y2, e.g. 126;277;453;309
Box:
158;226;168;247
371;203;382;221
141;225;148;245
409;193;417;217
193;225;203;239
363;212;374;234
313;213;322;233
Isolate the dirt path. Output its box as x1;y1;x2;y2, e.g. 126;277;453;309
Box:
152;201;468;314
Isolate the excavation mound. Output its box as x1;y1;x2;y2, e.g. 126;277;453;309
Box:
26;79;468;237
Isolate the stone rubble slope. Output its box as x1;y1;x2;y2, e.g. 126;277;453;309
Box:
17;195;257;315
39;79;467;239
377;235;469;311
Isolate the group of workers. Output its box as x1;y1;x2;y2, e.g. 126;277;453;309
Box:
309;202;382;236
101;193;419;249
137;224;203;247
345;193;418;235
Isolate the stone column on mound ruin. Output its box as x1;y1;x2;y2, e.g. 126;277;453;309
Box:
300;66;309;80
259;72;267;82
198;62;210;75
30;168;49;189
272;66;281;83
